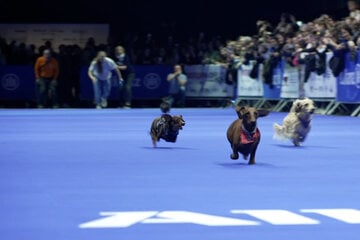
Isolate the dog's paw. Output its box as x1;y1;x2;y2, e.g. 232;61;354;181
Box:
230;153;239;160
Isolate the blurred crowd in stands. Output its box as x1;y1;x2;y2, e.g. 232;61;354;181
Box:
1;1;359;69
0;0;359;107
219;0;360;88
0;31;225;67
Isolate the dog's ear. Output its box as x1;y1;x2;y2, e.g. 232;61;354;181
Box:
309;99;316;109
290;100;302;113
295;102;302;113
257;109;270;117
176;115;184;121
235;106;246;118
180;115;185;123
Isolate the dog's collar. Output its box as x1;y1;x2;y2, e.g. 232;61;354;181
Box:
241;124;257;135
240;126;260;144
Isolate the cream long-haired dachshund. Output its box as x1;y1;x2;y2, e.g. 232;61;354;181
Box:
273;98;316;146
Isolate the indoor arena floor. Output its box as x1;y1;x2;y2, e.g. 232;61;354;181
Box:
1;108;360;240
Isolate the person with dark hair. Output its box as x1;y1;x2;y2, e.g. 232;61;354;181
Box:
113;45;135;109
275;13;299;37
34;49;59;108
88;51;123;109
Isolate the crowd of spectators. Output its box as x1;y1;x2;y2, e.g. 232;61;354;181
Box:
0;32;225;67
1;0;360;107
1;2;359;69
0;30;226;107
219;0;360;88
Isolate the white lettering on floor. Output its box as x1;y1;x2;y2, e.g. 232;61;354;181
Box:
142;211;260;226
301;209;360;224
79;211;158;228
231;209;319;225
79;208;360;228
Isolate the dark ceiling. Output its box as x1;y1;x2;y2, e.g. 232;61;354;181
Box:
1;0;350;39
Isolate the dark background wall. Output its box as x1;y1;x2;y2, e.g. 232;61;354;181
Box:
0;0;351;40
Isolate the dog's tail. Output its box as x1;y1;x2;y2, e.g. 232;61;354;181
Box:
273;123;288;140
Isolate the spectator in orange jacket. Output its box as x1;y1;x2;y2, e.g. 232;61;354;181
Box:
34;49;59;108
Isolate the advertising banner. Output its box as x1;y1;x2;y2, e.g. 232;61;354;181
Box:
80;65;172;100
280;64;300;99
185;64;230;97
336;51;360;102
0;24;109;49
304;52;337;98
0;66;36;100
237;62;264;97
263;61;283;99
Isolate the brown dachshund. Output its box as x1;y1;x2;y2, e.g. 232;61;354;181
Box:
227;106;269;164
150;114;185;147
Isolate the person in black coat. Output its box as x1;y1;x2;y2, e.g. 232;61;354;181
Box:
114;45;135;108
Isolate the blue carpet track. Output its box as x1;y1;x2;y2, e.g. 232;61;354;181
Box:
0;108;359;240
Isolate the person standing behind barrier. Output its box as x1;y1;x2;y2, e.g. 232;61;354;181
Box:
165;64;187;107
88;51;123;109
218;46;241;102
348;0;360;22
113;46;135;109
34;49;59;108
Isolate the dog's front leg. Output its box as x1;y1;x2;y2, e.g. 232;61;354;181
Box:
151;134;157;147
152;129;163;147
151;132;158;147
292;139;300;146
230;144;239;160
248;144;258;165
292;133;302;146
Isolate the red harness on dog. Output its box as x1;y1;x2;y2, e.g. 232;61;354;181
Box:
240;128;260;144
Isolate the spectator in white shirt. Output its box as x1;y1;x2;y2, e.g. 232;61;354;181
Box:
88;51;123;108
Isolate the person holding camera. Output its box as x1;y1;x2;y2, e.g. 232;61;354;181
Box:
165;64;187;108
